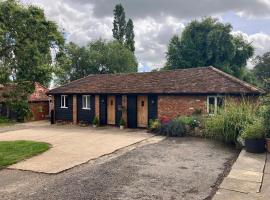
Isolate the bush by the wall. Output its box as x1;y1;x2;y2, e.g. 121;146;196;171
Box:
204;100;258;144
156;117;186;137
241;118;265;140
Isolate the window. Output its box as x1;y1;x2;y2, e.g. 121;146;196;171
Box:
82;95;91;110
141;101;144;107
61;95;68;108
207;96;224;115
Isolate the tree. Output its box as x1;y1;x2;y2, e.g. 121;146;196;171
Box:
0;0;64;86
253;52;270;90
125;19;135;53
112;4;126;44
164;17;254;78
55;40;138;84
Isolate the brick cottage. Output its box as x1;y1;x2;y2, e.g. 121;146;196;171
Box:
48;66;264;128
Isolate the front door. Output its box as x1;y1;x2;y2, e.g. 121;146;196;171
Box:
107;95;116;125
137;95;148;127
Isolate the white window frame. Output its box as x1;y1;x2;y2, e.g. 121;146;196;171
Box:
207;95;224;115
82;95;91;110
61;95;68;108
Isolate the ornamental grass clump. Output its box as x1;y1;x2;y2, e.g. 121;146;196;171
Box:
204;100;258;144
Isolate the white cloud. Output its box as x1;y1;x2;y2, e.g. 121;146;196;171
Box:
21;0;270;71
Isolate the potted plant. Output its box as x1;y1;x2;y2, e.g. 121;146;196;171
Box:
119;117;126;129
92;116;99;128
241;119;265;153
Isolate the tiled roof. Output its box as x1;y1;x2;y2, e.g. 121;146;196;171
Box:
48;66;264;95
28;82;49;102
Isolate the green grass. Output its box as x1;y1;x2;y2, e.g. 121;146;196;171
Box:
0;140;50;169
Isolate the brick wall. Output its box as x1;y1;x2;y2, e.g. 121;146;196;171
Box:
95;95;100;119
158;95;207;119
29;101;49;121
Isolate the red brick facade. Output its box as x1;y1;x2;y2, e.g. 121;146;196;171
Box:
158;95;207;119
29;101;49;121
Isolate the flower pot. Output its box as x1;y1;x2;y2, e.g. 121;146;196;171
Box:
245;138;265;153
266;138;270;153
93;124;97;128
120;125;124;130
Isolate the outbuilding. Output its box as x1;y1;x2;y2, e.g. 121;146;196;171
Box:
48;66;264;128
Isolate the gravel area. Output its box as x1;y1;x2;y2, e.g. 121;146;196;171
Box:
0;137;237;200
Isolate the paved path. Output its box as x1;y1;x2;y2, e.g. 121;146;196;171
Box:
213;150;270;200
0;122;155;173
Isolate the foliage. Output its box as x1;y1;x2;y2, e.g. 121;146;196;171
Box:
178;116;200;129
3;82;34;122
0;0;64;86
155;117;186;137
164;17;254;79
112;4;126;44
92;116;99;125
112;4;135;53
192;108;202;116
125;19;135;53
241;119;265;140
119;117;126;126
0;116;12;124
0;140;50;168
149;119;160;131
55;40;138;84
204;100;258;144
253;52;270;91
258;95;270;138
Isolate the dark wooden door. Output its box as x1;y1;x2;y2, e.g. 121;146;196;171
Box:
99;95;107;125
127;95;137;128
148;95;158;124
115;95;122;126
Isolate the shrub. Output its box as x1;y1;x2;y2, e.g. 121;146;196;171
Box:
160;116;171;124
149;119;160;131
192;108;202;116
0;116;10;123
119;117;126;126
157;118;186;137
241;119;265;140
92;116;99;125
204;100;258;144
178;116;200;129
259;105;270;138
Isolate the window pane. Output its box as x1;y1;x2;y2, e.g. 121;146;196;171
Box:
65;96;68;107
216;97;224;114
83;96;86;108
87;96;90;109
208;97;215;114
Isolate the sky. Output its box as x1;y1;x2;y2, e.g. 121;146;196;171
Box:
22;0;270;72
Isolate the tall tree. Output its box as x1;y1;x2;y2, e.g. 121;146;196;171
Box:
164;17;254;78
112;4;126;44
253;52;270;90
0;0;64;86
56;40;138;85
125;19;135;53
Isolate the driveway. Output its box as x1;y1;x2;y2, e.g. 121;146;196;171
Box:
0;121;154;173
0;137;237;200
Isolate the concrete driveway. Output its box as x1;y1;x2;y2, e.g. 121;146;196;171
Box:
0;121;154;173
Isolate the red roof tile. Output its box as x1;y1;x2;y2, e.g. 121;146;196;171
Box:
48;66;264;95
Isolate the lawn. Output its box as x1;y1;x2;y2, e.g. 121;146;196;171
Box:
0;140;50;169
